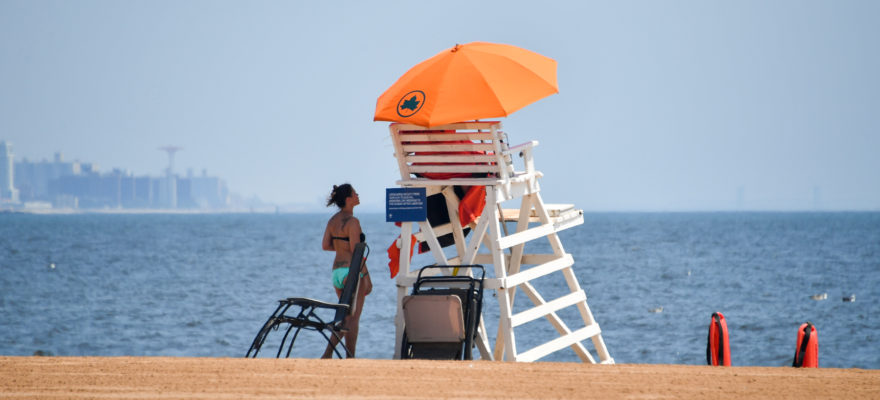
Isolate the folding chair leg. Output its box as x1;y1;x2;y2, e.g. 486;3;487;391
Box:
333;332;351;359
247;324;270;357
247;303;287;357
278;324;299;358
320;329;352;359
283;325;305;358
249;318;282;358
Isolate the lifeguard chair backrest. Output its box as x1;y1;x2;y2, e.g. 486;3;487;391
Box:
335;242;368;322
390;121;513;181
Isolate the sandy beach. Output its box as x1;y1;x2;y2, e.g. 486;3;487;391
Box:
2;356;878;399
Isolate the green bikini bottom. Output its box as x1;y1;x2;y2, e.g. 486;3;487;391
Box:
332;267;365;290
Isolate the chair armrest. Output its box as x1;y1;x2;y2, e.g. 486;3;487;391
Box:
286;297;350;313
507;140;539;152
505;141;539;175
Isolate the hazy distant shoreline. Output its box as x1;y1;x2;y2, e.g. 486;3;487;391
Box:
1;207;290;215
3;208;877;215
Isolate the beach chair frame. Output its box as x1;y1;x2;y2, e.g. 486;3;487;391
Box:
246;243;369;359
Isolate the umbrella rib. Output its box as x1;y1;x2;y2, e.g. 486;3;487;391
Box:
471;44;559;91
470;54;556;115
457;54;509;118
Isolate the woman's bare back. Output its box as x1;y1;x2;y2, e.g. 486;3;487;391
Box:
324;212;361;264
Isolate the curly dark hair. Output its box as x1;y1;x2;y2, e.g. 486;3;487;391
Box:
326;183;354;209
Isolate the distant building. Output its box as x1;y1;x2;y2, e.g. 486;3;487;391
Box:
182;170;229;209
159;175;177;209
0;141;20;203
50;170;121;209
6;145;230;210
14;152;81;202
123;176;155;208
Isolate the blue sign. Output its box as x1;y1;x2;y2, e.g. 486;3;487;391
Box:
386;187;427;222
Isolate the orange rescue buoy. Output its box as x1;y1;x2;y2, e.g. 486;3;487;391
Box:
793;322;818;368
706;312;731;366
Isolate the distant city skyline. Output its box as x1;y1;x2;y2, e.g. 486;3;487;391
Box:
9;144;206;181
0;139;234;211
2;2;878;212
0;138;861;213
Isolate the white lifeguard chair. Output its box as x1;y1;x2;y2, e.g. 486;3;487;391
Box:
388;121;613;363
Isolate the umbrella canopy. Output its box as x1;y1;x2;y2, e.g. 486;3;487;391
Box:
374;42;558;127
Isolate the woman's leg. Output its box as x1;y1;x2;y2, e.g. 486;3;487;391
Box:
343;279;369;357
320;287;345;359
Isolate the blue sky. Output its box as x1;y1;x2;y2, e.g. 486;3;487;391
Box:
1;1;878;211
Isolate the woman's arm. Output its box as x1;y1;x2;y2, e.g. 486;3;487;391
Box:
321;221;334;251
347;217;362;245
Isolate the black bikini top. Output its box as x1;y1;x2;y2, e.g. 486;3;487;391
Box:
331;233;366;243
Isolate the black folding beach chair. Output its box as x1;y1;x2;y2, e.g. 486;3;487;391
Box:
246;242;369;359
400;265;485;360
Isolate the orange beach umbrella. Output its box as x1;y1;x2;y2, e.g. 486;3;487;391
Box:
374;42;558;127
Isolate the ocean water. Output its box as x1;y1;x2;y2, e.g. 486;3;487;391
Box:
0;212;877;368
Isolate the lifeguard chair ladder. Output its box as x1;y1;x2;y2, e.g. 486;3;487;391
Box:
388;121;613;363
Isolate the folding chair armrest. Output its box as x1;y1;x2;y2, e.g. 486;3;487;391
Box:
286;297;351;313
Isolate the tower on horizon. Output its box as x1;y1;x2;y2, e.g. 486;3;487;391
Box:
158;146;182;176
0;141;20;203
158;146;183;208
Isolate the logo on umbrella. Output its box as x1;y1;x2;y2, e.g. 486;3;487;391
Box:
396;90;425;118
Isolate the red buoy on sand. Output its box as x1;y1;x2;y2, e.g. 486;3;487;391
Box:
707;312;731;366
793;322;819;368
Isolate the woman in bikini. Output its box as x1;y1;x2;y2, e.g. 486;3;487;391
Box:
320;183;371;358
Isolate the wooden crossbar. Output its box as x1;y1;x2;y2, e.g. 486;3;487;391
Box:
406;154;499;163
504;255;574;288
398;133;496;141
517;281;595;363
408;165;501;174
516;324;602;362
401;143;497;152
510;290;587;328
472;254;564;266
497;223;556;250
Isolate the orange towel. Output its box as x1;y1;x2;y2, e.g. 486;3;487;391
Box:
458;186;486;227
387;234;417;279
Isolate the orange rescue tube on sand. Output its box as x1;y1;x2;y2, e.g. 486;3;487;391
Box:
706;312;731;366
793;322;819;368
